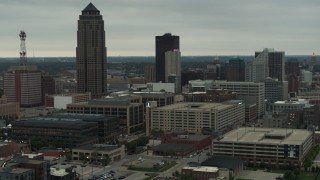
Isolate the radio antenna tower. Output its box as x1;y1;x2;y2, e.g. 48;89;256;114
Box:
19;31;27;66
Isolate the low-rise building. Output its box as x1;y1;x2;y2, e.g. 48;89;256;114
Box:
201;156;243;177
184;89;236;103
181;166;219;180
72;144;125;163
0;167;34;180
11;117;98;148
50;163;76;180
67;95;144;134
161;132;212;150
213;127;313;167
45;92;91;109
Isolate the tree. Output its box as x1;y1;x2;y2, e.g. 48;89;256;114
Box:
79;152;86;161
100;154;111;166
66;152;72;161
284;171;295;180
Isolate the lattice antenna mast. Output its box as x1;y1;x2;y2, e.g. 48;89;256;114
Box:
19;31;27;65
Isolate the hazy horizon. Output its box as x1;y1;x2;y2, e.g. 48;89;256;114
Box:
0;0;319;57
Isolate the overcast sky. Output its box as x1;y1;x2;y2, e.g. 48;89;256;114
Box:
0;0;319;57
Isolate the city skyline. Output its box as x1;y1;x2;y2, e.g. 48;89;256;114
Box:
0;0;319;57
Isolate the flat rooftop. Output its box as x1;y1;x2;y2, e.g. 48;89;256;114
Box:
154;102;238;111
183;166;218;173
13;118;96;129
153;143;196;152
218;127;312;145
74;144;120;151
171;135;210;141
0;167;33;174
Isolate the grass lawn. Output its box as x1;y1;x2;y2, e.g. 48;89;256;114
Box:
143;173;159;180
128;162;177;172
296;171;317;180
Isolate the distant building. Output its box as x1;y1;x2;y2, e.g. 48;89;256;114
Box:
0;95;20;120
155;33;179;83
45;92;91;109
212;81;265;117
0;142;31;157
226;57;245;81
257;112;288;128
300;70;312;85
184;89;236;103
147;82;176;93
151;101;245;134
133;92;175;107
144;65;156;83
188;80;213;92
41;74;55;105
213;127;313;167
264;78;288;103
272;99;311;113
247;48;285;82
165;50;181;93
76;3;106;98
181;69;204;86
3;65;42;107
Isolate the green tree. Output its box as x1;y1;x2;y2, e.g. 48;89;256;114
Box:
100;154;111;166
284;171;295;180
66;152;72;161
79;152;86;161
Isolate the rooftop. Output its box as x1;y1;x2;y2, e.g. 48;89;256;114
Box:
74;144;120;151
82;3;99;13
154;102;240;111
182;166;219;173
0;167;33;174
170;134;211;141
201;156;243;169
153;143;196;152
218;127;312;145
12;118;96;129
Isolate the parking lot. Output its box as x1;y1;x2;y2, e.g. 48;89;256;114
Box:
236;170;283;180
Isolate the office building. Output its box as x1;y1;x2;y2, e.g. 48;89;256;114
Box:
264;78;288;103
151;101;245;134
144;65;156;83
184;89;237;103
300;70;312;85
188;80;213;92
72;144;125;162
11;117;98;147
45;92;91;109
181;69;205;86
272;99;311;113
76;3;106;98
226;57;245;81
155;33;179;82
146;82;176;93
247;48;285;82
285;60;300;76
0;95;20;120
41;74;55;105
3;65;42;107
212;81;265;116
67;95;144;134
133;91;175;107
255;48;285;81
165;50;181;92
213;127;313;167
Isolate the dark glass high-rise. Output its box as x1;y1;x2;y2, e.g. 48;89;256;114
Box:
76;3;107;98
155;33;179;82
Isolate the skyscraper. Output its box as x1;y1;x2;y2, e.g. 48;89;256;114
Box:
155;33;179;83
255;48;285;81
226;57;245;81
165;50;181;93
76;3;106;98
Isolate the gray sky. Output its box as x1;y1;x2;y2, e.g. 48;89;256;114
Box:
0;0;319;57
